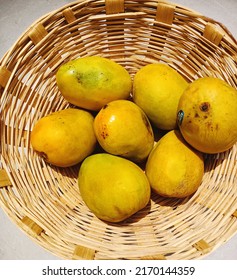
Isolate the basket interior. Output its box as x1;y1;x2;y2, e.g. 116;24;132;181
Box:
1;0;237;260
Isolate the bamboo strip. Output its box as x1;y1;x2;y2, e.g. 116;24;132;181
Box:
28;23;48;45
193;239;211;252
0;169;12;187
232;210;237;218
21;216;44;237
0;66;11;88
156;3;175;24
105;0;124;15
140;254;166;260
73;245;95;260
62;8;77;24
203;22;224;46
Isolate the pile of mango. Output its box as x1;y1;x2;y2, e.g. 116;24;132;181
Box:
31;56;237;223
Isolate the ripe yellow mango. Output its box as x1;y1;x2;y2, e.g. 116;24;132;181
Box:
78;153;151;222
30;108;96;167
145;130;204;198
133;63;188;130
177;77;237;153
56;56;132;111
94;100;154;162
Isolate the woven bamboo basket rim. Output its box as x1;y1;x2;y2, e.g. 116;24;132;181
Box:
1;0;237;260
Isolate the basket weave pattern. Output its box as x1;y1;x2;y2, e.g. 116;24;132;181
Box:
1;0;237;260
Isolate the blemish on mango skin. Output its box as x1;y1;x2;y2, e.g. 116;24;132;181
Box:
101;124;109;139
101;131;109;139
200;102;210;112
76;72;82;84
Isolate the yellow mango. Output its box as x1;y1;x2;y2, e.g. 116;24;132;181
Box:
30;108;96;167
145;130;204;198
133;63;188;130
177;77;237;153
94;100;154;162
78;153;150;222
56;56;132;111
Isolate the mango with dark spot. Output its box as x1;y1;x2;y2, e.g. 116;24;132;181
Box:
177;77;237;154
94;100;154;162
199;102;210;112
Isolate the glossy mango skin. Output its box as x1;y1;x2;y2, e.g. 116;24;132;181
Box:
30;108;97;167
177;77;237;154
94;100;154;162
133;63;188;130
56;56;132;111
145;130;204;198
78;153;151;223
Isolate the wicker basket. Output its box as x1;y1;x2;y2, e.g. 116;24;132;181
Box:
1;0;237;260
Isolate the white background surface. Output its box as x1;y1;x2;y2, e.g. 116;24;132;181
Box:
1;0;237;260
